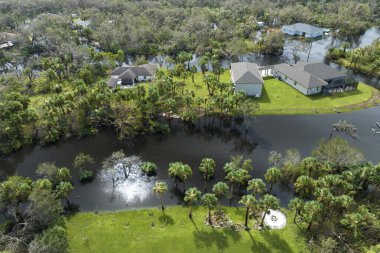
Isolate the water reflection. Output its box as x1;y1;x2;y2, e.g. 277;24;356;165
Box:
100;155;156;205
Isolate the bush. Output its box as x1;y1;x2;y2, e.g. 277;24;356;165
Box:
79;169;94;183
29;225;68;253
141;162;157;176
150;122;170;135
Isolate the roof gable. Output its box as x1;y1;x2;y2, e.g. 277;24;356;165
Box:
231;62;264;84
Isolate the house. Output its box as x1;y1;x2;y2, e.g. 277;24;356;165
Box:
272;61;358;95
107;63;158;89
230;62;264;97
0;41;14;50
281;23;324;38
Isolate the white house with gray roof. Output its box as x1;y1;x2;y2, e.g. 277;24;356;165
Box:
273;61;356;95
230;62;264;97
107;63;158;89
282;23;324;38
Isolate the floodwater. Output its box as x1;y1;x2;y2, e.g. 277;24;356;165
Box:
1;27;380;212
149;27;380;87
1;105;380;211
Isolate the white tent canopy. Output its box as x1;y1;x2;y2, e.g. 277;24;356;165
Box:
263;209;287;229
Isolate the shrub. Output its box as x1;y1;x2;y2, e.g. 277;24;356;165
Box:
79;169;94;183
141;162;157;176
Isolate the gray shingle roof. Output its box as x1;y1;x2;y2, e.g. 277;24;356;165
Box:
274;63;327;88
303;62;346;80
282;23;324;34
107;78;119;88
231;62;264;84
111;64;158;78
111;67;129;76
119;69;137;80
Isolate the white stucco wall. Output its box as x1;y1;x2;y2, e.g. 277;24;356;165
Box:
235;83;263;97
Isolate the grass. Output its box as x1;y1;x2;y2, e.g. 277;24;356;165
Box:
66;206;308;253
181;71;378;115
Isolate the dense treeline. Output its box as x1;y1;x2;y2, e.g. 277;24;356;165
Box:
327;39;380;79
0;0;377;57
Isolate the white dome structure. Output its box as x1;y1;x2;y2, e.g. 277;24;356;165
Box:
263;209;287;229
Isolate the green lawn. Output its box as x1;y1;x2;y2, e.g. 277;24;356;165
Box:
182;71;378;115
67;206;308;253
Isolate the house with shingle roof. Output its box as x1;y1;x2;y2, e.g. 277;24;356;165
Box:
107;63;158;89
273;62;357;95
230;62;264;97
282;23;324;38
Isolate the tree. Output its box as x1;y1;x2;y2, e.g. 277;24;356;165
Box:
199;158;216;192
302;200;323;231
202;193;218;225
239;195;257;229
247;178;266;197
287;40;309;63
102;151;141;187
268;151;282;168
55;181;74;208
312;137;364;169
212;182;229;213
260;194;280;227
225;169;250;200
153;181;167;214
294;175;315;199
29;225;68;253
36;162;71;187
0;176;33;222
73;153;95;183
184;187;201;219
264;167;282;194
141;162;157;176
168;162;192;191
329;120;358;139
289;197;304;224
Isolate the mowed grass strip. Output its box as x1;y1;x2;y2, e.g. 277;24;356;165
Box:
67;206;308;253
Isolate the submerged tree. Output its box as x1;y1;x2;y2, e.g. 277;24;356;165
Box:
329;120;358;139
199;158;216;192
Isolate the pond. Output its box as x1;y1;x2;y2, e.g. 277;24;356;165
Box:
1;105;380;211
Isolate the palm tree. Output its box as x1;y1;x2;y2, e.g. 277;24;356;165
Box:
260;194;280;227
153;181;168;214
225;169;250;203
302;200;323;231
264;167;282;194
288;197;304;224
294;175;315;199
202;193;218;225
168;162;182;189
239;195;257;229
247;178;266;197
199;158;216;192
184;187;202;219
178;163;193;192
212;182;229;213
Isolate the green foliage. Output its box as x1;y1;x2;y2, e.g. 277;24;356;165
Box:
79;170;94;183
141;162;157;176
29;225;68;253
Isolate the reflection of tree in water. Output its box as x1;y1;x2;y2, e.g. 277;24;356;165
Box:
100;151;155;205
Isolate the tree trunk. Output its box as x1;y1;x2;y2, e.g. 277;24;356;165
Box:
245;207;249;228
307;220;313;231
208;208;212;225
160;196;165;215
204;177;207;193
189;204;193;219
269;184;273;194
261;211;267;227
